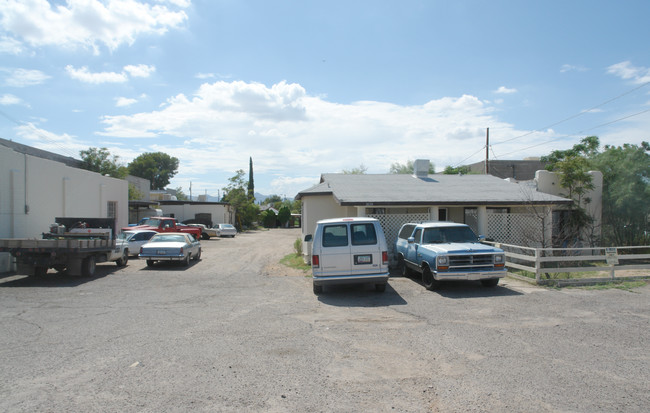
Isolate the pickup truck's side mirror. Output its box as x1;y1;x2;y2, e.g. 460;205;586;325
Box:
304;234;312;242
407;236;415;244
478;235;486;242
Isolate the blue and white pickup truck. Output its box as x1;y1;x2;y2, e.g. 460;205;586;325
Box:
395;222;506;290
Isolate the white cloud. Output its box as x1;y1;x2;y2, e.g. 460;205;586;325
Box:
3;68;50;86
0;0;189;54
495;86;517;94
124;64;155;78
0;93;22;105
0;35;23;54
115;96;138;107
65;65;128;83
560;64;588;73
607;61;650;84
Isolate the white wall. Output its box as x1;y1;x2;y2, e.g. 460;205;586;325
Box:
159;203;233;225
0;144;128;239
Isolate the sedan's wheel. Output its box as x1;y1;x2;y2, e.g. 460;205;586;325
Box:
422;266;440;291
182;254;190;266
481;278;499;287
146;260;155;267
116;250;128;267
193;248;201;261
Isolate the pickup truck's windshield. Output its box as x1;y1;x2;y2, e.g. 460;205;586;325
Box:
422;226;477;243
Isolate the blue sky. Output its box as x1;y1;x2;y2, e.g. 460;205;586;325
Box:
1;0;650;199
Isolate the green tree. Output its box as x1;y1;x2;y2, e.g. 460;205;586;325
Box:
222;169;259;229
389;160;435;174
128;152;179;190
591;142;650;245
342;164;367;174
248;157;255;201
174;187;189;201
262;209;277;228
263;195;283;209
277;205;291;227
443;165;470;175
128;183;144;201
79;147;128;178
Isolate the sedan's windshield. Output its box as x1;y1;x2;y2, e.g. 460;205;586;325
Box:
422;226;477;244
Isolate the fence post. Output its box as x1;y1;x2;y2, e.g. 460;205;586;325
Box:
535;248;541;283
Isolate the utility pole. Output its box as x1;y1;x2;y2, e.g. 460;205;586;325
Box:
485;127;490;174
189;181;192;201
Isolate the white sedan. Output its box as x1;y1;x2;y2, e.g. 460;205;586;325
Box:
139;232;201;267
215;223;237;238
118;230;158;256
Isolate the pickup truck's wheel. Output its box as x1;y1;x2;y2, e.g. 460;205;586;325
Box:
146;260;155;267
422;266;440;291
201;233;210;240
116;250;128;267
313;283;323;294
481;278;499;287
81;256;96;277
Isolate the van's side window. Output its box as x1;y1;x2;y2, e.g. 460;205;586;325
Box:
351;223;377;245
322;225;348;247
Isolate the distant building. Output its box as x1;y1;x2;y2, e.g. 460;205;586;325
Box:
467;158;548;181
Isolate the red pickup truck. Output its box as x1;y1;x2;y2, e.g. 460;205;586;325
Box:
123;217;202;239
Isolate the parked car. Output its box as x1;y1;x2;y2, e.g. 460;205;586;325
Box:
186;223;217;240
215;223;237;237
305;217;389;294
139;232;201;267
118;230;158;256
394;222;506;290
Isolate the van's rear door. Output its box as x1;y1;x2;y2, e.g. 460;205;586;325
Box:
316;223;351;276
349;222;383;276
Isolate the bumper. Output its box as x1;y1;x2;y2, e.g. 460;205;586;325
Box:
313;272;390;286
434;269;507;281
139;254;184;261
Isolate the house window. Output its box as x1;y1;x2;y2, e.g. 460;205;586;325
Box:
107;201;117;219
438;208;448;221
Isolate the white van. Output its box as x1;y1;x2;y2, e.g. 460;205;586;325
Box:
306;217;389;294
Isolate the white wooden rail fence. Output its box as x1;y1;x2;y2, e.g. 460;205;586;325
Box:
484;242;650;284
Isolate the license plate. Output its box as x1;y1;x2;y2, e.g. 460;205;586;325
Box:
355;254;372;265
157;250;167;255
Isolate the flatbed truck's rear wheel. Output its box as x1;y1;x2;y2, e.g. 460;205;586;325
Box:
82;256;96;277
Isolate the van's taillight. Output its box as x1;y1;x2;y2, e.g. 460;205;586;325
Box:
382;251;388;265
312;255;319;268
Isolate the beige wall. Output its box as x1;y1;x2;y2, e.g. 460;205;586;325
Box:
0;144;128;239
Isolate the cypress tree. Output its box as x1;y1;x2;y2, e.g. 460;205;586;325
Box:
248;157;255;201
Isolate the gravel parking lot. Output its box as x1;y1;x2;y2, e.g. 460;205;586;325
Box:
1;228;649;412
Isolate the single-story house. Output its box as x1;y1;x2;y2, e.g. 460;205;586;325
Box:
296;159;574;263
157;200;234;227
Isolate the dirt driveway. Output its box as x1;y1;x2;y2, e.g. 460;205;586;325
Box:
0;228;648;412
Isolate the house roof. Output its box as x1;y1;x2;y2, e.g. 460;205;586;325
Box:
296;173;572;206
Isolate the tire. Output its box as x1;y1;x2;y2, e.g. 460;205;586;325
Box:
116;250;128;267
193;248;201;261
398;257;412;277
182;254;190;266
422;266;440;291
313;283;323;294
81;256;96;277
201;233;210;240
481;278;499;287
33;266;48;277
146;260;155;267
375;283;387;293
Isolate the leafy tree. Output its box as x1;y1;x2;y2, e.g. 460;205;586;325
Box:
278;205;291;227
128;152;179;190
79;147;128;178
128;183;144;201
262;209;277;228
389;160;435;174
342;164;367;174
591;142;650;245
174;186;189;201
222;169;259;229
263;195;283;208
443;165;470;175
248;157;255;201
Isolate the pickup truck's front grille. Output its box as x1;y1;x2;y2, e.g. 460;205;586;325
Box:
449;254;494;267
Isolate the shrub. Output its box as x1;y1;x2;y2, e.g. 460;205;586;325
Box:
293;238;302;255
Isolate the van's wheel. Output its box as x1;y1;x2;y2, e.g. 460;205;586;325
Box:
375;283;387;293
81;256;96;277
146;260;155;267
116;250;128;267
313;284;323;294
422;266;440;290
481;278;499;287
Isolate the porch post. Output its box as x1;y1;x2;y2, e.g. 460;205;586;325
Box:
477;205;488;237
429;206;439;221
356;206;367;217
